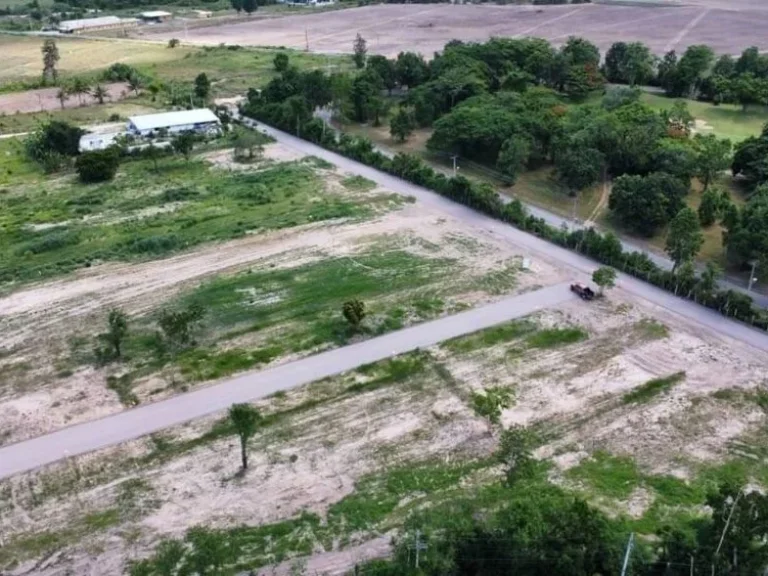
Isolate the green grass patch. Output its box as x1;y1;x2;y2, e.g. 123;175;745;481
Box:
622;372;686;405
443;319;537;354
634;318;669;340
340;174;376;192
640;92;768;142
525;326;588;349
567;451;642;500
0;158;387;285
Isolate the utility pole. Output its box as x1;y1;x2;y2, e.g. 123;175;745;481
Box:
305;28;309;52
620;533;634;576
747;259;758;292
451;154;458;176
712;488;743;576
414;530;427;568
690;555;694;576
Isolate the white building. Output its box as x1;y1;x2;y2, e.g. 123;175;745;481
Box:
79;131;122;152
57;16;138;34
127;109;221;137
139;10;172;23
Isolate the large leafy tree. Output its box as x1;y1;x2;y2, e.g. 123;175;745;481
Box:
732;125;768;190
555;146;604;192
353;33;367;69
665;207;704;269
194;72;211;102
389;107;415;142
367;55;396;93
693;134;731;190
395;51;428;89
496;134;530;184
723;185;768;278
609;172;688;236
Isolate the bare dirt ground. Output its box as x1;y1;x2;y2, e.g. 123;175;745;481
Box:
144;2;768;57
3;144;768;575
3;271;768;575
0;142;564;449
0;83;129;115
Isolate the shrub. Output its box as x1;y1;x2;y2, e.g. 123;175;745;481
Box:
75;148;120;183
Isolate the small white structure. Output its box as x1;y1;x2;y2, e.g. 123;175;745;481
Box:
58;16;138;33
127;109;221;137
192;9;212;18
139;10;172;22
79;132;122;152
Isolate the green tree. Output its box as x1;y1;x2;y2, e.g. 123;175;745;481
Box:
665;207;704;269
698;261;721;300
194;72;211;102
497;425;538;485
232;130;263;160
395;51;428;88
367;55;396;94
102;308;128;360
389;107;415;142
621;42;654;86
496;134;530;184
171;131;197;160
75;148;121;183
353;33;367;69
698;187;724;226
127;73;143;96
41;39;59;84
158;303;205;350
167;38;180;48
91;83;108;105
273;52;289;73
143;142;162;172
609;172;688;236
55;87;69;110
693;134;731;190
70;77;90;106
471;386;512;427
228;403;262;470
230;0;243;12
555;146;604;192
592;266;617;296
723;186;768;276
342;299;366;331
242;0;257;14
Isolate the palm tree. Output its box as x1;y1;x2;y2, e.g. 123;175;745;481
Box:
71;77;90;106
228;403;261;470
127;73;143;96
91;84;109;105
56;87;69;110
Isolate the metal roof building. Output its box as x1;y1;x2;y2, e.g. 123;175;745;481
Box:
127;109;221;136
58;16;137;33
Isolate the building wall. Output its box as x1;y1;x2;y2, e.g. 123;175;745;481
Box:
129;121;220;137
70;20;137;34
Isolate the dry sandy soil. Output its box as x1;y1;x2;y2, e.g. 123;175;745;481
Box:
0;83;129;115
3;269;767;575
0;142;564;449
144;2;768;57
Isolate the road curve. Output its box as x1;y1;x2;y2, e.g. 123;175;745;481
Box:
0;283;572;480
249;119;768;352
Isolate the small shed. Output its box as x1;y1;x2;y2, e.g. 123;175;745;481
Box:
79;132;122;152
127;109;221;137
192;9;212;18
139;10;172;23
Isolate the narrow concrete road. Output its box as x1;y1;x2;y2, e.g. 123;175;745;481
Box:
249;119;768;351
0;283;572;480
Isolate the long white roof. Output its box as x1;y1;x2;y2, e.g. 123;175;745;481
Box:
58;16;124;31
128;109;220;131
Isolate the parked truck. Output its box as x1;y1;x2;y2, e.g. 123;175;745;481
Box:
570;282;596;301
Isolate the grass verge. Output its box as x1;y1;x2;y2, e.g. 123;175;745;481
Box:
622;371;686;405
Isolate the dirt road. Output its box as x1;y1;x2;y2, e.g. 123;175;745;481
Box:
0;282;573;479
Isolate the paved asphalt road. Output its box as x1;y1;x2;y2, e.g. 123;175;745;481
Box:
3;122;768;479
0;283;572;480
251;120;768;351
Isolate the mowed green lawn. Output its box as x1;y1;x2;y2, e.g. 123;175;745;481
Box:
641;92;768;142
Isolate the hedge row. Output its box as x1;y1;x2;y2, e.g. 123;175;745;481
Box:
244;111;768;332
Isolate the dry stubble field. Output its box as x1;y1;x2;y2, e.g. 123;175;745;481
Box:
145;1;768;57
2;141;768;575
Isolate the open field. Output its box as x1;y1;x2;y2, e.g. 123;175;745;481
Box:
640;92;768;143
2;264;767;573
0;34;350;97
0;82;130;115
0;101;159;135
145;2;768;57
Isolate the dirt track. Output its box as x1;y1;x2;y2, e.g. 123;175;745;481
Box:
144;3;768;56
0;82;128;115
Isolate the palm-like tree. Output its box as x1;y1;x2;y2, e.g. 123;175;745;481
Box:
70;77;90;106
127;73;143;96
91;84;109;105
55;87;69;110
